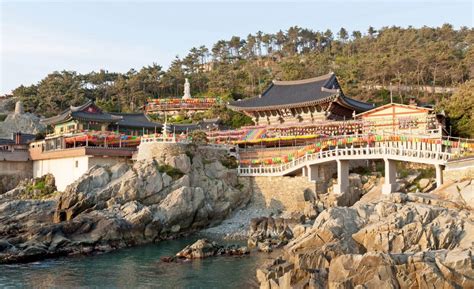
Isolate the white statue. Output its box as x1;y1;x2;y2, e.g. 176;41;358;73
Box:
14;101;24;115
183;78;192;99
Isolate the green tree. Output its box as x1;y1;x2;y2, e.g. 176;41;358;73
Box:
440;80;474;138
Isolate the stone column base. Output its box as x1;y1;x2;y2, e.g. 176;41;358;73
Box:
333;185;347;195
382;183;395;195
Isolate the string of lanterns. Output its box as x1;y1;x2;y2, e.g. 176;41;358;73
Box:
239;134;474;166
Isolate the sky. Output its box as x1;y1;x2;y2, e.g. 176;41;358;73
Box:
0;0;473;95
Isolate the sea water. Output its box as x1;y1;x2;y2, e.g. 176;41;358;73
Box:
0;236;273;289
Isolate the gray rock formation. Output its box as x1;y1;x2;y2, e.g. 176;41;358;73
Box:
174;238;249;260
248;217;302;252
0;97;17;114
0;101;45;138
257;190;474;288
0;147;251;263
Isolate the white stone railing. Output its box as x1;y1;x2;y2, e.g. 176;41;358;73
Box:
238;142;453;176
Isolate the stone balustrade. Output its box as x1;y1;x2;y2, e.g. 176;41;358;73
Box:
238;138;458;195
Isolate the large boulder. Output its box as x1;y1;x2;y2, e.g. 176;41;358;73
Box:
175;238;249;260
167;154;191;174
0;112;45;138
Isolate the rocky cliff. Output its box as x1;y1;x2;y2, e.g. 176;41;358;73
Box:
256;184;474;288
0;146;251;263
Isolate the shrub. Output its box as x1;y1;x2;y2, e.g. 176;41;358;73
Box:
221;156;238;169
190;130;208;145
157;164;184;180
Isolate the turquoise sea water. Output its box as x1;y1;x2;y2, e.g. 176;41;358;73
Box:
0;236;272;289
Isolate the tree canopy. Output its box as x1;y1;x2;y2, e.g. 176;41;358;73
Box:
6;24;473;125
440;80;474;138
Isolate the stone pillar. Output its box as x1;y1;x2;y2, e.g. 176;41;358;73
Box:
382;158;397;194
435;164;444;188
307;164;319;182
333;160;349;195
302;166;308;177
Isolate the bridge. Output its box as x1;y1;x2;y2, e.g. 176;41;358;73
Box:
237;134;473;195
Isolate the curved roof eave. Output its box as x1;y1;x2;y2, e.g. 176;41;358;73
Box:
228;94;338;112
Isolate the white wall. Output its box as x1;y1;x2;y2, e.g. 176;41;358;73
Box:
33;156;90;191
89;156;127;168
33;156;129;191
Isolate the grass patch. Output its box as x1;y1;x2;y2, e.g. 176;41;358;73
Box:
20;176;57;200
157;164;184;180
235;183;244;191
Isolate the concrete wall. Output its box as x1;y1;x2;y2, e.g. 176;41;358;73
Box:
444;159;474;182
0;160;33;193
33;156;128;191
33;156;90;191
241;176;316;213
137;142;189;162
88;156;128;168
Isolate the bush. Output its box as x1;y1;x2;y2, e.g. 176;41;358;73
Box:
157;164;184;180
20;175;57;200
221;156;238;169
190;130;208;145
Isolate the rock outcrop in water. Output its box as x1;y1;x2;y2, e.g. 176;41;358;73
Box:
248;217;305;253
256;188;474;288
0;146;251;263
174;238;249;260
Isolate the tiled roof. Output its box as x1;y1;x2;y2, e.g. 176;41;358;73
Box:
228;73;372;112
41;100;161;129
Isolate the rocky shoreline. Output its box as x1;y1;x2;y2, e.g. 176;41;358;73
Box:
0;143;472;288
0;146;251;264
256;182;474;288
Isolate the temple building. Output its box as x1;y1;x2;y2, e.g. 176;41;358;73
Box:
356;102;445;136
42;100;161;136
145;78;218;116
227;72;374;125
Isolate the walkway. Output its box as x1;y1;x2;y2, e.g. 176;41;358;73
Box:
237;134;473;195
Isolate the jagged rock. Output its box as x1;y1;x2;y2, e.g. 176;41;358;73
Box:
175;238;249;259
418;178;431;190
0;149;251;264
256;182;474;288
328;250;474;288
167;154;191;174
248;216;301;252
0;174;57;201
303;202;318;219
405;172;421;184
0;112;45;138
110;162;129;180
327;173;365;207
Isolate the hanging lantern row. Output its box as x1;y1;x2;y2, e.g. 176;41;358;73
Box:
240;134;474;166
64;131;140;146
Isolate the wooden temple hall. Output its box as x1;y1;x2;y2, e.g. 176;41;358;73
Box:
39;100;162;150
41;100;161;136
228;72;374;125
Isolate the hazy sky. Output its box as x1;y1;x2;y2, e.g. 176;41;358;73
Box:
1;0;473;95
